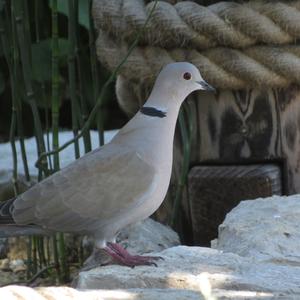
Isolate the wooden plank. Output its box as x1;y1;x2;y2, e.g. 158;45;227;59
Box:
191;85;300;194
156;86;300;239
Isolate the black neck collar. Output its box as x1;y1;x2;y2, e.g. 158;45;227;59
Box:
140;106;167;118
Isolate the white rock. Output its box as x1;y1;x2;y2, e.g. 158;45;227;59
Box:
0;286;204;300
117;218;180;255
0;258;10;271
81;218;180;270
75;195;300;298
213;194;300;263
9;259;26;273
76;246;300;297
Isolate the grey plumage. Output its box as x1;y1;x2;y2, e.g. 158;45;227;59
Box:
0;62;214;248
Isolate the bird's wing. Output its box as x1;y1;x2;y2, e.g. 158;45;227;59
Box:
12;144;157;232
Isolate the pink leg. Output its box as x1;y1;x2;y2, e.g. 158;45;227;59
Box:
108;243;162;260
103;242;162;267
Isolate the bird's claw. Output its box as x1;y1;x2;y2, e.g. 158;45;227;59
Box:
103;243;163;267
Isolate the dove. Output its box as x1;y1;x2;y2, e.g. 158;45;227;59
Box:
0;62;215;267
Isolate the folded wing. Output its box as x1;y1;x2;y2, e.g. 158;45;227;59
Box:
12;144;157;233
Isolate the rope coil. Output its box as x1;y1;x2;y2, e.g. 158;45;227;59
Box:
93;0;300;89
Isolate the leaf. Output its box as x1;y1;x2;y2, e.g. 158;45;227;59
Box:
48;0;90;29
31;38;70;82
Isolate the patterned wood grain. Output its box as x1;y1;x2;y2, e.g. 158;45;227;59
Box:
138;84;300;244
192;85;300;194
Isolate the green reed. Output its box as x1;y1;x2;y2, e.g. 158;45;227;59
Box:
2;0;159;284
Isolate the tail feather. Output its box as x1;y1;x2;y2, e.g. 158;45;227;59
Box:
0;198;51;237
0;198;15;224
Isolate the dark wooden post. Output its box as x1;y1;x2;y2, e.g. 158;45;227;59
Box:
186;85;300;245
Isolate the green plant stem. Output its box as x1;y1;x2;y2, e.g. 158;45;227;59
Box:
12;0;49;176
23;0;32;65
78;239;84;266
33;2;47;272
26;237;33;279
42;83;53;170
32;236;38;275
68;0;80;159
11;1;31;182
34;0;40;42
46;236;51;265
89;0;103;146
35;0;52;170
17;117;31;181
51;0;60;171
8;49;18;192
0;5;30;188
13;38;30;183
58;232;69;282
35;0;159;169
0;8;18;195
74;0;91;153
51;0;68;283
9;105;18;196
52;234;61;283
38;236;47;267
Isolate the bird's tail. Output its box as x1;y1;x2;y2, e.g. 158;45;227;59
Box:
0;198;50;237
0;198;15;224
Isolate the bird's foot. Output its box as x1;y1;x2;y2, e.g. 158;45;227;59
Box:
104;242;162;267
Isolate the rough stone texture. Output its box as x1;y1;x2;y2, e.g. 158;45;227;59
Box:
0;285;277;300
212;194;300;263
117;218;180;255
3;193;300;299
1;286;206;300
75;195;300;298
76;245;300;298
81;218;180;270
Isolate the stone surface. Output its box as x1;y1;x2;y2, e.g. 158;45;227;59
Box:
81;218;180;270
9;259;26;273
76;245;300;298
0;258;10;271
117;218;180;255
0;286;206;300
212;194;300;263
75;195;300;299
3;190;300;299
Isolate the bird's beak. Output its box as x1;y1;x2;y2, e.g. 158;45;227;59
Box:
196;80;216;92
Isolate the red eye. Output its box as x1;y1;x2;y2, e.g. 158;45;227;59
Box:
183;72;192;80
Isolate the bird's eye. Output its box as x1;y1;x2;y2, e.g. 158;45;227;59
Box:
183;72;192;80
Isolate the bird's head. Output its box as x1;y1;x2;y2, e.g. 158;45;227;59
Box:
151;62;215;105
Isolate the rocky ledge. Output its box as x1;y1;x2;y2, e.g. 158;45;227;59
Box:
1;194;300;299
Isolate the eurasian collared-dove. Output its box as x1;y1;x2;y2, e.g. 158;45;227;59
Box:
0;62;214;266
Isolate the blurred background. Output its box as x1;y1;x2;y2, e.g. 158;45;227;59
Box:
0;0;128;144
0;0;130;285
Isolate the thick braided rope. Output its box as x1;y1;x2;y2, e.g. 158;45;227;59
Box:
96;30;300;89
93;0;300;50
